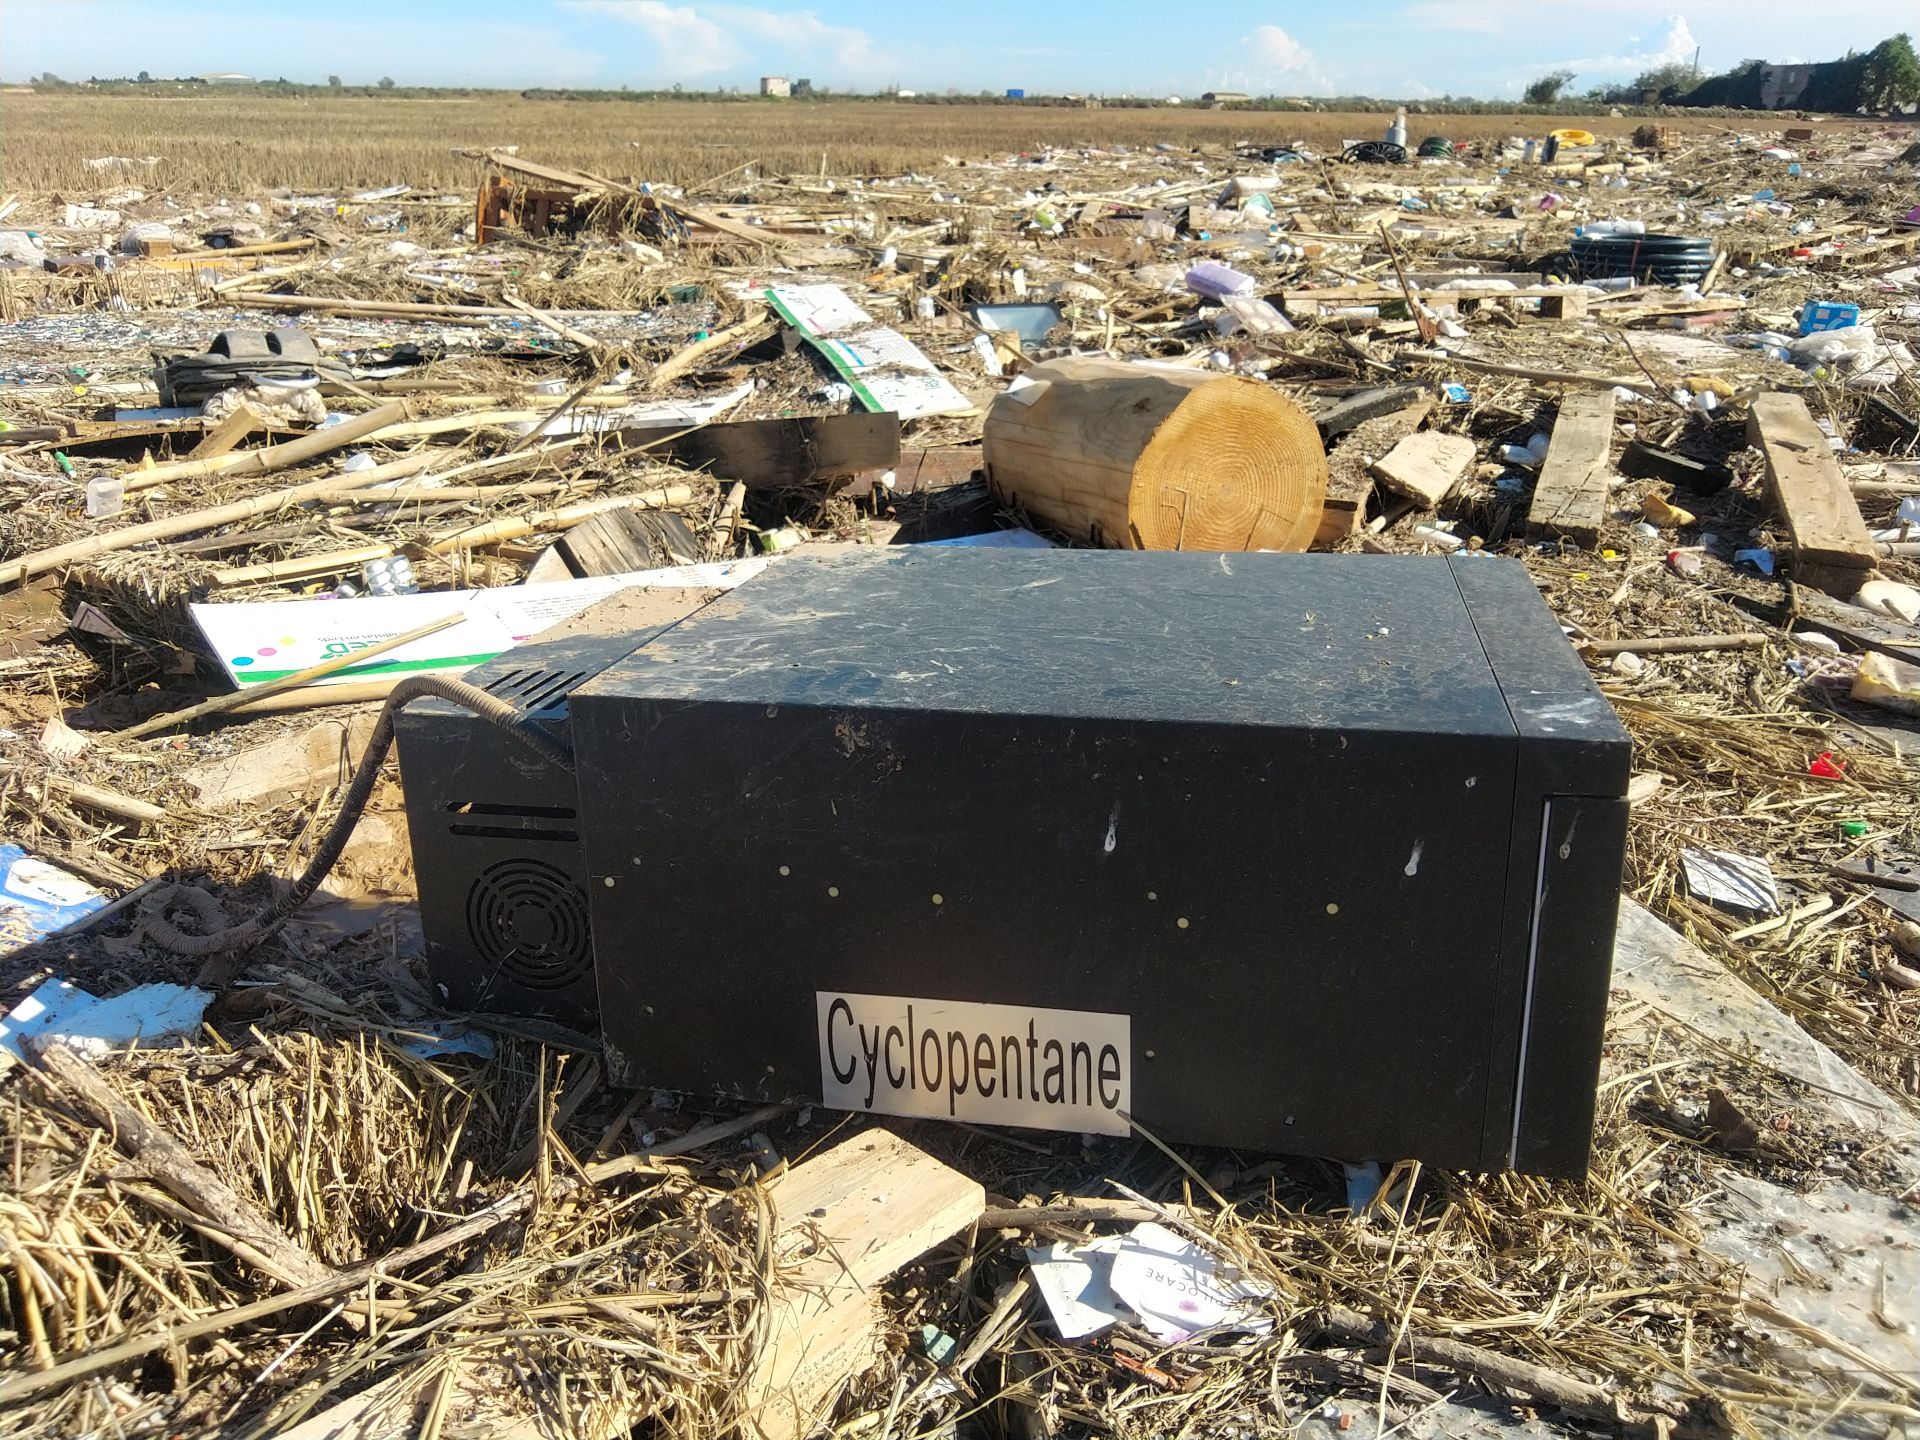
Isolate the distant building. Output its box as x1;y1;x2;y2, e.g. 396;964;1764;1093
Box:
199;71;254;84
1758;63;1841;108
760;75;790;97
1166;95;1182;105
1202;90;1250;108
895;89;916;98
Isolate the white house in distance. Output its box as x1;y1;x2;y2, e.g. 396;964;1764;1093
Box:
759;76;790;97
199;72;254;84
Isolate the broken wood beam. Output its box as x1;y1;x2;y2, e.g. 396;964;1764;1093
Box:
647;305;776;391
185;404;261;460
1526;389;1616;546
1747;392;1879;596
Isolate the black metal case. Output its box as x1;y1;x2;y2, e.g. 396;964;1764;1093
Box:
568;550;1630;1176
394;603;680;1025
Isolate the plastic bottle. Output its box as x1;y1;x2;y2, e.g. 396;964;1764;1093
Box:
1386;107;1408;148
915;294;937;321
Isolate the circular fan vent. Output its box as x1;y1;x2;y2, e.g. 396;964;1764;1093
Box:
466;859;592;991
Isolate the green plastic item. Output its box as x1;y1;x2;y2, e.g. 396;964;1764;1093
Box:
1841;821;1869;839
53;451;74;477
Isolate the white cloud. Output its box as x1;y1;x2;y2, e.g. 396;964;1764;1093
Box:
1219;24;1332;93
563;0;736;73
562;0;886;78
1556;13;1699;76
1249;24;1312;74
722;7;880;71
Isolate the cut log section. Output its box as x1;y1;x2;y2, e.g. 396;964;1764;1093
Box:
1527;390;1617;546
1748;392;1878;596
983;357;1326;551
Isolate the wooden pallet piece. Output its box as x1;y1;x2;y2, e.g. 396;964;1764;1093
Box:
1313;396;1433;547
1370;430;1475;508
742;1128;984;1440
1526;389;1616;546
1747;392;1877;595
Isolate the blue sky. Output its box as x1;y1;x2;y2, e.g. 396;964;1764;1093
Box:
2;0;1902;99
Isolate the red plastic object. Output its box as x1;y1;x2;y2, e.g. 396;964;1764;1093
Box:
1809;751;1847;778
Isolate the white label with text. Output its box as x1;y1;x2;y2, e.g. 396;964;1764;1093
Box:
817;992;1131;1136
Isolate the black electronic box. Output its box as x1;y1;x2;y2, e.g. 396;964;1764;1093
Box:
536;550;1630;1176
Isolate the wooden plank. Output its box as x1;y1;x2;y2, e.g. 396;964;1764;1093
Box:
898;446;981;492
1732;588;1920;669
1526;389;1616;546
1747;392;1877;590
741;1129;984;1440
1313;397;1433;548
186;403;260;460
609;412;900;490
182;715;379;809
558;510;660;577
1369;431;1475;507
1310;384;1429;442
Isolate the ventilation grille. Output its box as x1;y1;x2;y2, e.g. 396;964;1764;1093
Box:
482;667;591;715
465;858;592;991
447;800;578;843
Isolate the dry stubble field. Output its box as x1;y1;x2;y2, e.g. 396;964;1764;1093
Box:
0;92;1711;194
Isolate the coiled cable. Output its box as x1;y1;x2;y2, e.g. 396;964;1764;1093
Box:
143;675;574;958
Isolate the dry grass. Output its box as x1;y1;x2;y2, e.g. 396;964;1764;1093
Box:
0;93;1727;194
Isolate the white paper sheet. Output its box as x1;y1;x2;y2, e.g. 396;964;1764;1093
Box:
191;559;768;689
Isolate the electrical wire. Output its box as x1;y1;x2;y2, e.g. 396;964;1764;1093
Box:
142;675;573;958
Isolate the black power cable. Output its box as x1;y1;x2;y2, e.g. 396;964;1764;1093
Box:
143;676;574;958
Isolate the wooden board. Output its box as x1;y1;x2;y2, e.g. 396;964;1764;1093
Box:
1526;389;1616;546
1313;396;1433;548
608;413;900;490
1747;392;1877;591
183;715;378;809
1310;384;1429;442
741;1129;984;1440
556;509;700;578
1370;431;1475;508
187;404;260;460
1732;588;1920;669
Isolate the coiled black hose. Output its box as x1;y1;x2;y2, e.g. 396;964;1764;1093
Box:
1343;141;1408;165
144;675;574;958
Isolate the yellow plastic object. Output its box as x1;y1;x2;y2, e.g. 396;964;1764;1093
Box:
1642;492;1697;529
1550;128;1597;147
1852;652;1920;717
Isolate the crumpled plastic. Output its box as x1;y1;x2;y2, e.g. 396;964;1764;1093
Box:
204;383;327;427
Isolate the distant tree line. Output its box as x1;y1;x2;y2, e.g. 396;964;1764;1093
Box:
1523;32;1919;113
31;41;1920;114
